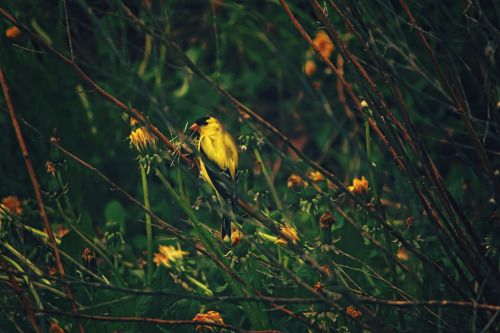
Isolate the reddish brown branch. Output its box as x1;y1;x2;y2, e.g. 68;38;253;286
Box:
0;256;40;333
0;7;193;170
398;0;500;198
0;66;84;333
37;308;282;333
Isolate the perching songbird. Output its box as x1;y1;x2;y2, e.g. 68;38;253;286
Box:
189;116;239;239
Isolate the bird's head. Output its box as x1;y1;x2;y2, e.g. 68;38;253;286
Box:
189;116;222;136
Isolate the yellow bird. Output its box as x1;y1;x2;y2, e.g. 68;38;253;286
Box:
189;116;239;239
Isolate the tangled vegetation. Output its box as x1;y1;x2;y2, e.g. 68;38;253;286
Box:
1;1;499;332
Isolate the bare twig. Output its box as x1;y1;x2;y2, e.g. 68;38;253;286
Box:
0;66;84;333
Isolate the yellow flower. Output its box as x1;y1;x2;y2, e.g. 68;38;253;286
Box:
6;26;21;39
129;127;157;153
231;228;243;247
153;244;189;268
309;170;325;182
287;174;308;190
275;225;299;245
312;31;334;58
1;196;22;215
360;100;369;108
304;60;317;76
346;305;362;318
193;311;224;332
348;176;369;194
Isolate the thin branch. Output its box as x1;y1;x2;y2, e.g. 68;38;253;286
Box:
0;66;83;333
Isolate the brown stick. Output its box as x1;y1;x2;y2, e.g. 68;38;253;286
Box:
0;255;41;332
0;66;84;332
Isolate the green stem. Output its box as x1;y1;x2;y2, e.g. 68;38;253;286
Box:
177;167;189;203
1;255;44;310
253;148;283;212
0;242;51;285
140;163;154;286
55;199;126;286
155;166;267;330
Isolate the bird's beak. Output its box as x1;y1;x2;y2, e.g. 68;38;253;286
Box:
189;123;199;131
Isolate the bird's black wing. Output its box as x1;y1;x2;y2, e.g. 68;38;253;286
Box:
199;145;238;239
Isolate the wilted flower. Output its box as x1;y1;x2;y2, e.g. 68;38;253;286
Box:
319;211;336;229
312;31;334;58
6;26;21;39
193;311;224;332
82;248;96;265
348;176;368;195
346;305;362;318
231;228;243;247
82;248;97;273
153;244;189;268
1;196;22;215
275;225;299;245
304;60;317;76
129;127;157;153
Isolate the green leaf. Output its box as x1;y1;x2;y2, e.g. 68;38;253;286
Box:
78;210;93;236
59;231;85;262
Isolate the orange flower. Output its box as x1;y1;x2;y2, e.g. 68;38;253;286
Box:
314;282;324;292
6;26;21;39
49;321;65;333
153;244;189;268
304;60;317;76
46;161;56;174
275;225;299;245
57;225;69;238
2;196;22;214
82;248;96;264
348;176;368;195
231;228;243;247
397;247;408;261
193;311;224;332
312;31;334;58
130;117;139;127
346;305;362;318
320;265;331;276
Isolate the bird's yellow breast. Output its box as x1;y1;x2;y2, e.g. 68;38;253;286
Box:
199;131;238;180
